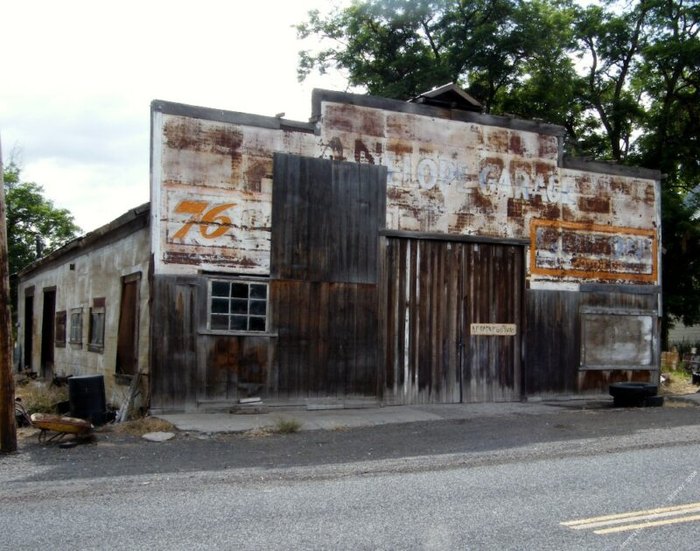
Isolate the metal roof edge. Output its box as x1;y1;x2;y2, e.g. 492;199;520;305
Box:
311;88;566;137
562;157;662;180
18;202;151;279
150;100;316;133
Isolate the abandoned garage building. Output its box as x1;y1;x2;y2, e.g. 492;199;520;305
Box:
17;85;662;412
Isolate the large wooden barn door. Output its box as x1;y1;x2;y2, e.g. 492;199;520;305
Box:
383;238;523;404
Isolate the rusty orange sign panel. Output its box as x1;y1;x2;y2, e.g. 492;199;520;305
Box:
530;219;658;283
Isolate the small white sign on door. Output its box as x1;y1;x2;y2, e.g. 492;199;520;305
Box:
470;323;517;336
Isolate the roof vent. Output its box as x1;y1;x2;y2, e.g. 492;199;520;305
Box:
409;83;482;112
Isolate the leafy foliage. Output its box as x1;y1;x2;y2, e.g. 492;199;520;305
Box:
2;162;81;322
297;0;700;343
3;162;80;277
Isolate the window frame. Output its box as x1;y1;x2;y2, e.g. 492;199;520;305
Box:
88;298;106;353
55;310;67;348
69;308;83;346
206;277;270;335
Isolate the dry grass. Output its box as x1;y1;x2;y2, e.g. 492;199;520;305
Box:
15;380;68;415
243;427;274;439
242;417;303;438
660;370;699;396
110;416;176;436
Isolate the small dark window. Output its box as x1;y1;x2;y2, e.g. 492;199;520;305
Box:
208;279;268;333
55;311;67;347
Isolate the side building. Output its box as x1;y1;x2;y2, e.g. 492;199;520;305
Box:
17;86;663;413
17;204;150;409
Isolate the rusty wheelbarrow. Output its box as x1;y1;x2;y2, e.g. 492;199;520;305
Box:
30;413;94;444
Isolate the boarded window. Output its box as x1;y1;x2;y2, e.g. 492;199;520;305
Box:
69;309;82;345
116;274;140;376
581;312;654;369
55;311;67;347
209;279;268;333
88;299;106;353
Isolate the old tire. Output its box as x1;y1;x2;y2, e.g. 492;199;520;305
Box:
610;382;658;407
644;395;665;407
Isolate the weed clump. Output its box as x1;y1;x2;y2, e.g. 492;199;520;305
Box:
272;417;302;434
15;381;68;415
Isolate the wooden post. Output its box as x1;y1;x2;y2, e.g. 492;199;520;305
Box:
0;135;18;453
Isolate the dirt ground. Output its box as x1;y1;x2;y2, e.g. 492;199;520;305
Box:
660;371;699;395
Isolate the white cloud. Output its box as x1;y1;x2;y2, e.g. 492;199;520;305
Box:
1;0;350;232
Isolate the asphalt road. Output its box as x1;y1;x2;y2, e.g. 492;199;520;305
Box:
2;404;700;549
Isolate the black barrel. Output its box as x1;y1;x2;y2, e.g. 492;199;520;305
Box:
69;375;106;425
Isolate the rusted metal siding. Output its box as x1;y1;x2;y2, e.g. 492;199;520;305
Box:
316;99;660;288
151;105;317;276
383;238;523;404
153;96;660;288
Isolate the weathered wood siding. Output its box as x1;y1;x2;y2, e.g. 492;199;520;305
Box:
271;153;387;284
577;284;659;391
150;277;197;412
383;237;523;404
150;275;275;412
524;284;660;397
272;281;378;400
525;290;580;396
271;154;387;402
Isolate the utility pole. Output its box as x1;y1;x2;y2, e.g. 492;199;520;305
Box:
0;135;18;453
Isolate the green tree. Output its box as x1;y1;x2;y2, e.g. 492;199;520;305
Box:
2;162;81;312
297;0;700;344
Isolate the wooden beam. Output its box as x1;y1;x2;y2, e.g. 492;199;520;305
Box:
0;135;18;453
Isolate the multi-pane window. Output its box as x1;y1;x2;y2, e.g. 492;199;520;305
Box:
209;280;268;332
69;308;82;345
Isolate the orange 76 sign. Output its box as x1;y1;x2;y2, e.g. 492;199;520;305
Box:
172;200;236;240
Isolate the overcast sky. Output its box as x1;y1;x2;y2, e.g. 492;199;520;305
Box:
1;0;351;233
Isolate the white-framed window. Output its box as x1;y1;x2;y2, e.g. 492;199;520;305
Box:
69;308;82;345
208;279;268;333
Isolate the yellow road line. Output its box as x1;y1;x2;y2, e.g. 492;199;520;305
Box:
561;501;700;528
594;513;700;534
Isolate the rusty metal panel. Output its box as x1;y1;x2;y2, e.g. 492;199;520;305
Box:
318;101;660;286
153;112;317;275
578;369;654;392
153;98;660;289
531;220;657;283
